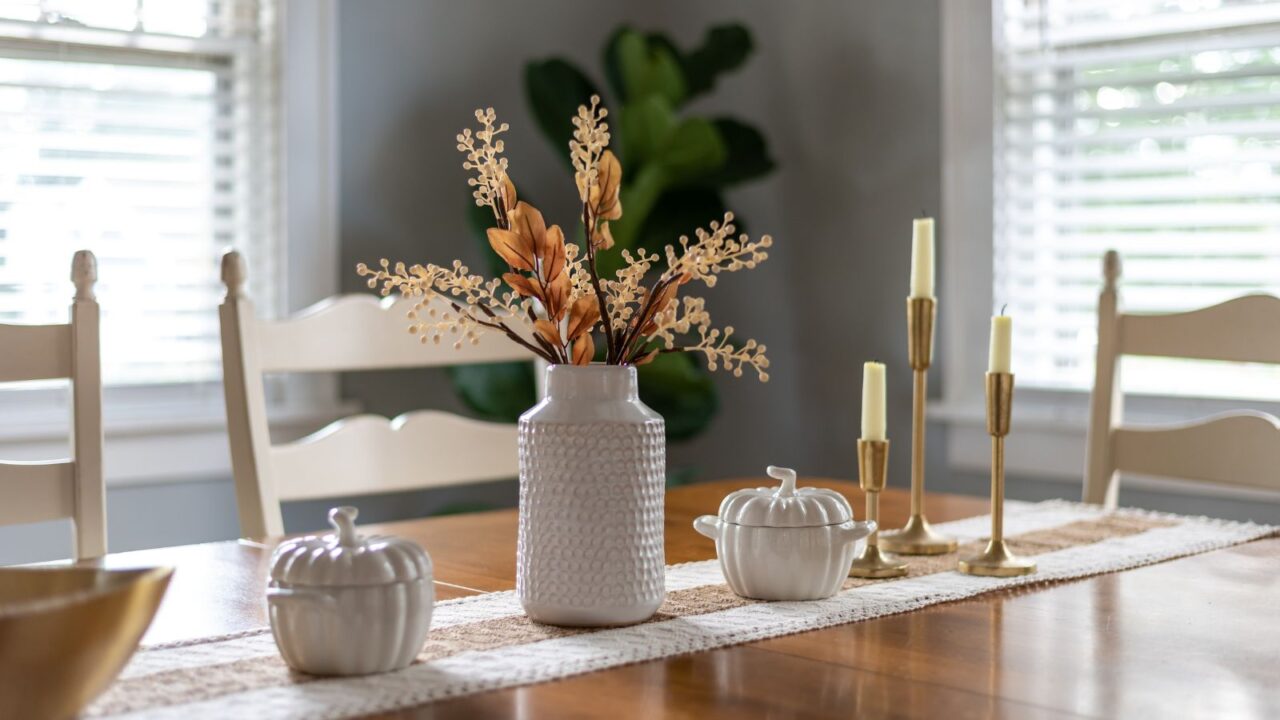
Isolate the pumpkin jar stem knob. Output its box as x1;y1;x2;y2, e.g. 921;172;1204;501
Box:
328;506;360;547
766;466;797;498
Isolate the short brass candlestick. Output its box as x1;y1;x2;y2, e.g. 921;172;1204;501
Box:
881;296;957;555
958;372;1036;577
849;439;908;578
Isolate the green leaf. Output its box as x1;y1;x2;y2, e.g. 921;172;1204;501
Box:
632;188;728;258
666;466;700;487
604;163;668;271
682;24;754;98
618;95;677;171
432;502;500;516
447;361;537;423
704;118;775;187
637;352;718;442
603;26;634;101
466;192;507;278
610;28;686;107
655;117;727;184
523;59;599;170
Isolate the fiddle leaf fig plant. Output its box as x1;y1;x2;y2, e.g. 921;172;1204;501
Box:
450;22;775;451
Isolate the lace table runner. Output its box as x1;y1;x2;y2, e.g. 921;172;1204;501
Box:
92;500;1276;719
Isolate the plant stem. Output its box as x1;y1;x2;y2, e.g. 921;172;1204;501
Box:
438;294;553;363
582;201;616;363
618;273;676;363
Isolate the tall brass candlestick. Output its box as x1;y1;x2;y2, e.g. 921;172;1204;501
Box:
849;439;908;578
881;296;957;555
958;372;1036;577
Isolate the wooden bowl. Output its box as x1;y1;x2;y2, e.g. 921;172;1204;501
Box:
0;566;172;719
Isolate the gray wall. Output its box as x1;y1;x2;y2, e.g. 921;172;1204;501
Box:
331;0;1279;526
3;0;1273;565
336;0;941;483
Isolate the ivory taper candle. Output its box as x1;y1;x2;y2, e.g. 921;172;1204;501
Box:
909;218;935;298
861;361;887;441
988;314;1012;374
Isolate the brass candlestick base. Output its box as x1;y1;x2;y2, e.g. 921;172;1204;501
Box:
880;514;957;555
958;539;1036;577
959;372;1036;577
850;439;908;578
850;544;909;578
881;296;957;556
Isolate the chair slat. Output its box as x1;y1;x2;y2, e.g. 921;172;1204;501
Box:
255;295;532;373
1118;294;1280;364
271;411;519;501
0;324;71;382
1113;411;1280;491
0;461;75;525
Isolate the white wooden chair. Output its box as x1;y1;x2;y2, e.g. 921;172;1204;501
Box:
1083;250;1280;508
219;250;540;538
0;250;106;559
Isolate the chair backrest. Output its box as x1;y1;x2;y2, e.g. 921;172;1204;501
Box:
0;251;105;558
219;250;539;538
1083;250;1280;507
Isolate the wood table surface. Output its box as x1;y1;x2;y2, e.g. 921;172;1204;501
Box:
94;479;1280;719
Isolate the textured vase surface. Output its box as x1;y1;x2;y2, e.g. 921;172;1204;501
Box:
517;364;666;626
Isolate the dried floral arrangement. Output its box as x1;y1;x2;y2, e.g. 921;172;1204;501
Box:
357;97;772;381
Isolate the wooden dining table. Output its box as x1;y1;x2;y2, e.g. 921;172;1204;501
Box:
93;479;1279;719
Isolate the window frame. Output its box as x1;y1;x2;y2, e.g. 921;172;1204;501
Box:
937;0;1280;504
0;0;347;485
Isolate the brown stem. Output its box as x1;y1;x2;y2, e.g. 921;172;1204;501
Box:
618;274;676;363
531;331;566;364
438;295;553;362
582;201;616;363
623;338;657;365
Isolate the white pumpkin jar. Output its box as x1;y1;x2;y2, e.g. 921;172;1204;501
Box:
694;467;876;601
267;506;434;676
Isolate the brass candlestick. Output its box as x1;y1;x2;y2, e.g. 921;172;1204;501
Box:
881;296;957;555
958;372;1036;577
849;439;909;578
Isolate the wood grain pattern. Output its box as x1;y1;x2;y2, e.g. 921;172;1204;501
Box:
89;481;1280;719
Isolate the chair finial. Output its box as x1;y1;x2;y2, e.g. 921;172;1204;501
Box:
1103;250;1121;289
221;249;247;299
71;250;97;301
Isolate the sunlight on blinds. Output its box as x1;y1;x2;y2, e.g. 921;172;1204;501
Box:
995;0;1280;399
0;0;275;386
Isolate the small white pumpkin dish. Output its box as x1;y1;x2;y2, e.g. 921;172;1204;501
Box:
267;506;434;676
694;466;875;601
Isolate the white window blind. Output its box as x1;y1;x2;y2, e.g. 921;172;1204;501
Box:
995;0;1280;399
0;0;278;386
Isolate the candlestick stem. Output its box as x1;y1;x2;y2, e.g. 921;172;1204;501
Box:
958;372;1035;577
849;439;907;578
910;368;926;517
991;435;1004;544
881;297;957;555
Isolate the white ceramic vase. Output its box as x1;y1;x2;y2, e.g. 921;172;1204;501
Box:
517;364;666;627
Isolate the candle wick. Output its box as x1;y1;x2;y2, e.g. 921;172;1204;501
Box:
1000;304;1008;316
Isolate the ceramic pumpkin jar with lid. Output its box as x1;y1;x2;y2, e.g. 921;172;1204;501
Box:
694;466;875;600
267;506;434;676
